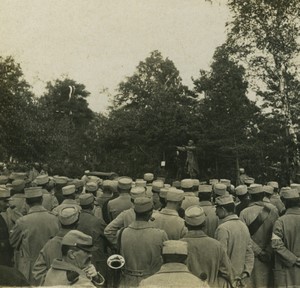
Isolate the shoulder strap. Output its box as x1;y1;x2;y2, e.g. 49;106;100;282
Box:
247;205;271;236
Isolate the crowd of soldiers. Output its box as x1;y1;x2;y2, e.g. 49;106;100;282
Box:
0;164;300;288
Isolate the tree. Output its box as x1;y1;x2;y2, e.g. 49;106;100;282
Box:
194;44;260;182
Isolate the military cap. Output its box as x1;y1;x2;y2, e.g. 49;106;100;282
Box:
220;179;231;187
244;178;255;185
248;184;263;194
281;188;299;199
130;186;146;199
280;187;291;195
172;181;181;189
0;175;8;185
164;184;171;188
163;240;188;255
62;230;97;252
239;168;245;174
166;189;184;202
198;185;212;193
290;183;300;193
235;185;247;196
24;187;43;198
209;179;219;185
62;185;76;196
110;180;119;193
181;179;193;190
267;181;279;189
159;187;169;199
35;174;49;186
143;173;154;182
215;194;234;206
11;179;25;192
263;185;274;195
79;193;94;206
185;205;206;226
118;177;133;190
214;183;227;196
0;187;10;199
192;179;200;187
59;206;80;225
85;181;98;192
135;179;147;187
11;172;27;180
54;176;69;185
134;197;153;213
73;179;84;189
88;176;102;184
102;180;112;188
152;180;164;193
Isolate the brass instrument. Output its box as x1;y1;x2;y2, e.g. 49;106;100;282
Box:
107;254;125;270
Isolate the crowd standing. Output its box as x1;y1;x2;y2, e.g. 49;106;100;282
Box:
0;163;300;288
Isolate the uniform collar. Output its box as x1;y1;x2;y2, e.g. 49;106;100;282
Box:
62;199;78;205
118;193;131;198
82;209;94;215
51;259;85;276
129;221;154;229
249;201;265;207
183;230;207;238
220;214;239;224
285;207;300;215
28;205;47;214
184;192;196;197
199;201;213;207
160;208;179;216
158;263;190;274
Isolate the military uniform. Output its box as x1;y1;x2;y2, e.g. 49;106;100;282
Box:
120;221;168;287
199;201;219;238
9;205;60;282
107;193;133;221
181;192;199;210
0;213;13;266
270;194;285;215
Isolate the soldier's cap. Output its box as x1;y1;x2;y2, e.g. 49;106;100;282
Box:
164;184;171;188
163;240;188;255
235;185;247;196
239;168;245;173
166;189;184;202
209;179;219;185
135;179;147;188
11;179;26;192
192;179;200;187
215;194;234;206
88;176;102;185
11;172;27;180
172;181;181;189
267;181;279;189
185;205;206;226
110;180;119;193
198;185;212;193
24;187;43;198
280;188;299;199
159;187;169;199
59;206;80;225
280;187;291;195
130;186;146;199
152;180;164;193
85;181;98;192
102;180;112;188
181;179;193;190
290;183;300;193
248;184;263;194
62;185;76;196
79;193;94;206
214;183;227;196
62;230;97;252
134;197;153;213
244;177;255;185
35;174;49;186
54;176;69;185
143;173;154;182
118;177;133;190
0;175;8;185
0;187;10;199
220;179;231;187
263;185;274;195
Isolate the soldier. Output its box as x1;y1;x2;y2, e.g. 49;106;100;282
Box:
32;206;80;285
213;183;228;202
53;176;69;204
263;185;279;212
268;181;285;215
215;194;254;286
235;185;251;216
198;184;219;238
97;180;113;208
152;189;187;240
44;230;104;287
143;173;154;197
139;240;207;288
0;187;14;266
238;168;249;186
181;179;199;210
107;177;133;221
10;187;60;283
151;180;164;210
240;184;279;288
272;188;300;287
119;197;168;287
85;181;103;219
181;206;234;287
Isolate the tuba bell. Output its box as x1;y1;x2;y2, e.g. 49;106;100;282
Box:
107;254;125;270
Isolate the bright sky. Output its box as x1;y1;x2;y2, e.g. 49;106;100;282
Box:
0;0;230;112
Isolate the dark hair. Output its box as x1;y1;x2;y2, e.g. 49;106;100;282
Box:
283;198;300;209
185;222;206;231
80;203;94;210
26;196;43;206
182;188;193;193
237;193;249;201
135;209;153;220
250;193;265;202
159;197;166;208
63;194;75;200
61;220;79;230
198;192;212;202
61;244;78;256
219;203;235;213
163;254;187;264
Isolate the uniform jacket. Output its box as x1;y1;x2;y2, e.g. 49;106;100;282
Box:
199;201;219;238
152;208;187;240
104;208;135;245
120;221;168;287
107;193;133;221
0;214;13;266
181;193;199;210
272;207;300;288
181;230;234;287
43;259;95;287
139;263;208;288
215;214;254;277
270;194;286;215
9;205;60;282
32;228;70;285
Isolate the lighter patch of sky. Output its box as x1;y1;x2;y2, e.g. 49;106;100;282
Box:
0;0;230;112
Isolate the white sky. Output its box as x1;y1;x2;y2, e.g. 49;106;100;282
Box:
0;0;230;112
